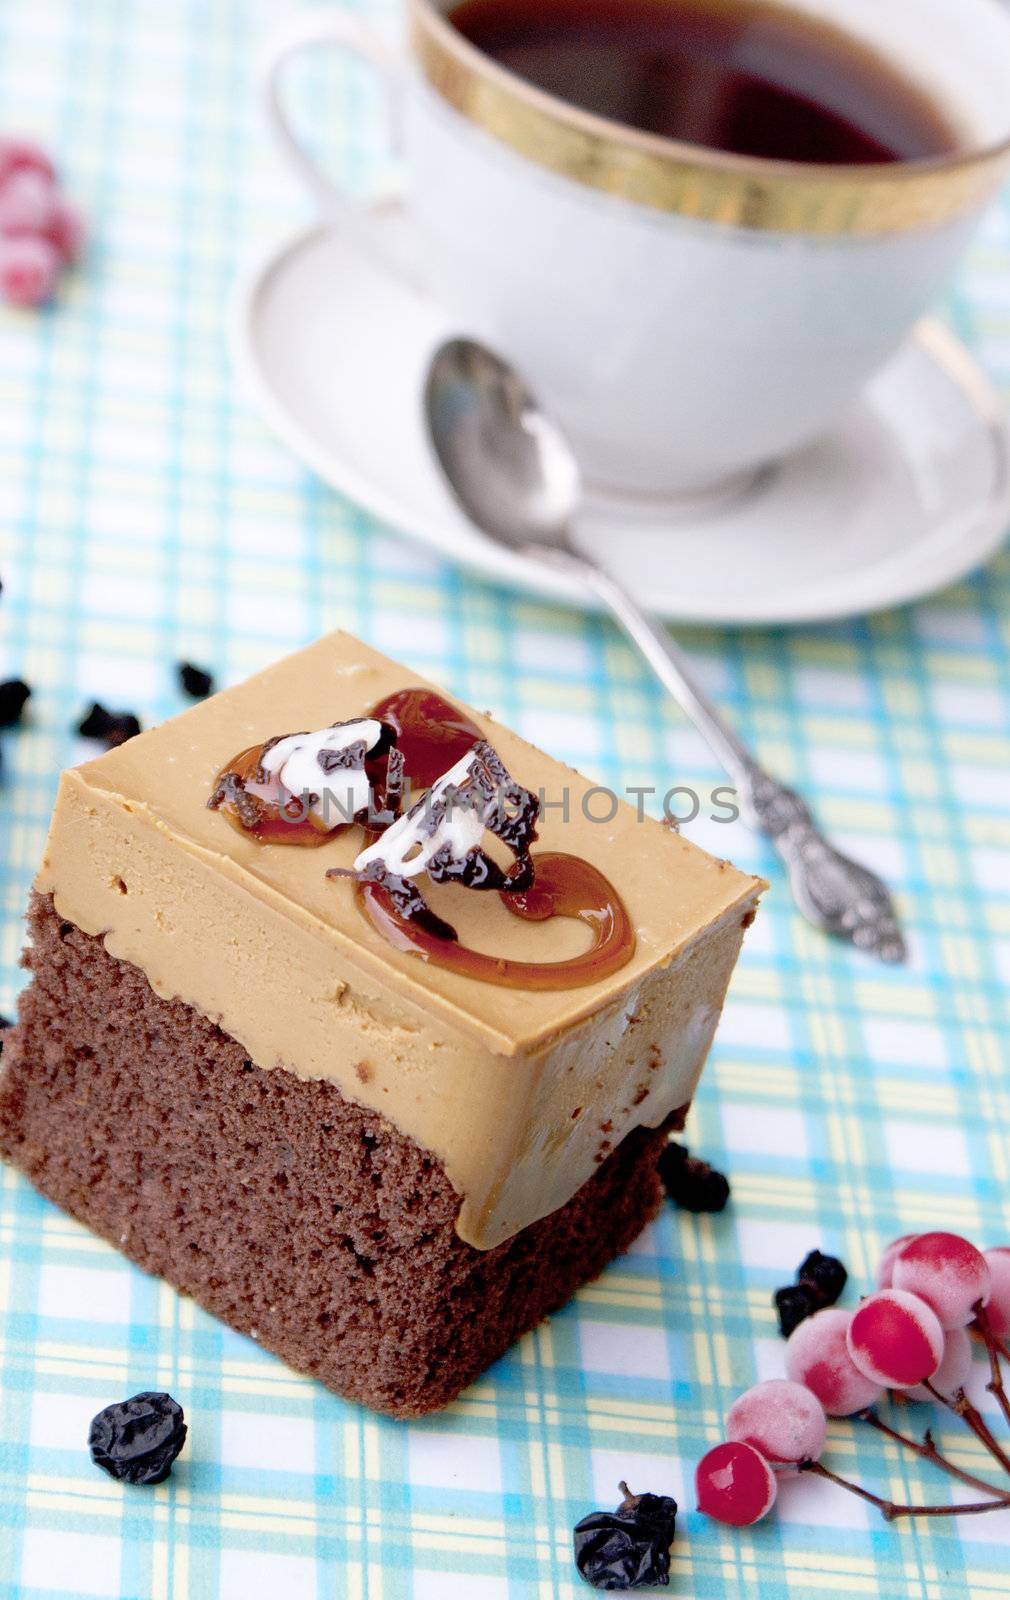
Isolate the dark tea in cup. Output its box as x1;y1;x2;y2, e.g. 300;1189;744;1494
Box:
447;0;962;164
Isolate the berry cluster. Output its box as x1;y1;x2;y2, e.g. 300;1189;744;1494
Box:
696;1231;1010;1531
696;1381;824;1526
0;138;83;308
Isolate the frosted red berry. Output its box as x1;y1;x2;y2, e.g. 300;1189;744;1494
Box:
726;1379;827;1467
892;1233;991;1330
904;1326;973;1403
695;1441;777;1527
877;1233;918;1289
847;1289;945;1388
0;235;60;308
786;1307;884;1416
0;168;57;238
0;138;55;187
45;198;84;265
983;1248;1010;1340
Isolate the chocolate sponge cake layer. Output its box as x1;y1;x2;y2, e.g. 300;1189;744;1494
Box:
0;895;679;1417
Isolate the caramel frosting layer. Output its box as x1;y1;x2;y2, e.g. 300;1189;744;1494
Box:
35;631;763;1248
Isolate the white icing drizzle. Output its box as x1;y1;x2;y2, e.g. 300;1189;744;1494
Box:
249;718;385;824
354;750;485;879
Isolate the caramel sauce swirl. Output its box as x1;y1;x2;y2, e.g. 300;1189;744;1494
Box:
367;686;485;785
358;849;635;990
209;687;635;988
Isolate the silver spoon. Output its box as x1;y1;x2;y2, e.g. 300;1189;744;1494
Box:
423;336;907;963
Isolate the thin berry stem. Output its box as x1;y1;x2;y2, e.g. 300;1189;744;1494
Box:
884;1498;1007;1522
800;1461;1009;1522
801;1460;892;1514
858;1412;1010;1504
974;1307;1010;1436
925;1381;1010;1480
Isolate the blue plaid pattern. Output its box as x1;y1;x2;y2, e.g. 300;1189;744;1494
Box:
1;2;1010;1595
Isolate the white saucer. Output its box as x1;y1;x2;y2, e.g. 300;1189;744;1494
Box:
232;211;1010;627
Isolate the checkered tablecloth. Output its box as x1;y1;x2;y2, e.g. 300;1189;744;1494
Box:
2;2;1010;1596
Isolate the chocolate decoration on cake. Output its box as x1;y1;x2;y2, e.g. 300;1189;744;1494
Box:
209;687;635;987
350;691;635;987
332;733;542;944
208;717;399;845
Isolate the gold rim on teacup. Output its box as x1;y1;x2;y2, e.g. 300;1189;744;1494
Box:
410;0;1010;236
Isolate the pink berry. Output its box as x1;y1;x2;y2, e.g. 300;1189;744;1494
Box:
983;1249;1010;1340
45;198;84;265
0;234;60;307
0;168;57;238
696;1441;778;1527
726;1379;827;1467
0;137;55;188
847;1290;945;1388
904;1326;973;1403
892;1232;991;1330
877;1233;918;1289
785;1307;884;1416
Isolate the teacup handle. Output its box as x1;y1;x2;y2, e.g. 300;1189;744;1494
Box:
259;10;417;285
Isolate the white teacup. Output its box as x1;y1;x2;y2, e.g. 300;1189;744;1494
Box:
262;0;1010;497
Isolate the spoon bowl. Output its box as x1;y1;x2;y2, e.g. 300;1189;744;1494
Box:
424;338;580;552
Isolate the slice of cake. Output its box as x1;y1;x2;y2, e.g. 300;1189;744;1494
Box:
0;631;762;1416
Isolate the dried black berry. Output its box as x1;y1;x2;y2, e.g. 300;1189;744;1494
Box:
77;703;142;748
773;1249;849;1336
657;1141;688;1184
88;1392;187;1486
574;1481;677;1590
775;1283;822;1338
659;1141;730;1213
798;1249;847;1308
178;661;214;699
0;678;30;728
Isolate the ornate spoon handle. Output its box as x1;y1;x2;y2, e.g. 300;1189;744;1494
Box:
548;550;906;963
733;760;906;962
